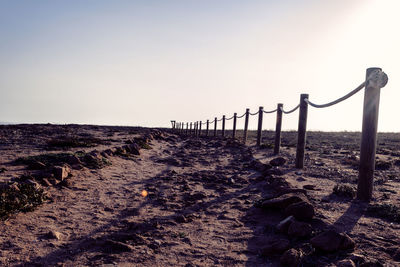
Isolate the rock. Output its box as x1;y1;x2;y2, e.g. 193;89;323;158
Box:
270;157;286;167
280;248;303;267
103;240;134;253
261;238;290;256
53;166;70;180
127;143;140;155
248;159;272;172
261;192;307;210
103;149;115;156
336;259;356;267
310;230;355;253
174;215;187;224
303;184;316;190
28;160;47;170
375;160;392;170
276;216;295;233
285;201;315;221
67;155;82;165
287;221;312;238
40;178;52;187
46;230;62;240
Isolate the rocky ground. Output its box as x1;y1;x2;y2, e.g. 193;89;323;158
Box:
0;124;399;266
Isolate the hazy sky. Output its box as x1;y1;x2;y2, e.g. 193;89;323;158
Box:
1;0;399;131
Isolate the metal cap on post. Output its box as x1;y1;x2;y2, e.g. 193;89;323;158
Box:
357;67;388;201
256;106;264;146
295;94;309;169
232;113;237;139
214;117;217;137
274;103;283;155
222;115;226;137
244;108;250;144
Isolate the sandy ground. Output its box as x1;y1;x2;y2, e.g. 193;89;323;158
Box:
0;125;399;266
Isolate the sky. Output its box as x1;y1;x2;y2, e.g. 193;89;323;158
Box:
1;0;399;131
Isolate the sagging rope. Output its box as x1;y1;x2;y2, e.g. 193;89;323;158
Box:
280;104;300;114
263;108;278;114
236;112;246;119
249;110;259;116
304;69;388;109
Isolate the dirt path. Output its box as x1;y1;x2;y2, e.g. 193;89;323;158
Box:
0;126;399;266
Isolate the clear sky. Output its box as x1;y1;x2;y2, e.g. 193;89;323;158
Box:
1;0;399;131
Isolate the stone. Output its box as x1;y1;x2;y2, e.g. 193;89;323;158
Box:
336;259;356;267
303;184;316;190
46;230;62;240
310;230;355;253
280;248;303;267
285;201;315;221
261;238;290;256
103;240;134;253
53;166;69;180
270;157;286;167
67;155;82;165
276;216;295;233
375;160;392;170
28;160;47;170
287;221;312;238
261;192;307;210
248;159;272;172
127;143;140;155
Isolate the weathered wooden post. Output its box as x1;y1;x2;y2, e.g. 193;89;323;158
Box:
222;115;226;137
195;121;198;137
274;103;283;155
206;120;209;136
214;117;217;137
256;106;264;146
190;122;193;136
357;68;388;201
243;108;250;144
199;121;202;136
232;113;237;139
295;94;309;168
186;122;189;135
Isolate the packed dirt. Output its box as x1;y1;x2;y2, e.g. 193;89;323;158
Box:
0;124;399;266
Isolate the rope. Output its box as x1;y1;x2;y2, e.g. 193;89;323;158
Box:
249;110;259;116
280;104;300;114
225;115;234;120
217;118;223;122
236;112;246;119
304;81;366;109
263;108;278;114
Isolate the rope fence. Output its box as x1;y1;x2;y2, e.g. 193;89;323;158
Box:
171;68;388;201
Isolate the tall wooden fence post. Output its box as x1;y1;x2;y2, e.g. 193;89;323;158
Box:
190;122;193;136
206;120;209;136
199;121;202;137
357;67;388;201
186;122;189;135
295;94;309;168
243;108;250;144
214;117;217;137
232;113;237;139
222;115;226;137
274;103;283;155
256;106;264;146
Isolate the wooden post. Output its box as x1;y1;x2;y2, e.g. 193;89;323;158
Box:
357;67;388;201
206;120;209;136
186;122;189;135
256;106;264;146
244;108;250;144
274;103;283;155
222;115;226;137
199;121;202;136
195;122;198;136
213;117;217;137
232;113;237;139
190;122;193;136
295;94;309;168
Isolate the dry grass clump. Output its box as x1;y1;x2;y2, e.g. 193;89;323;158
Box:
367;203;400;223
0;182;47;220
332;184;356;198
